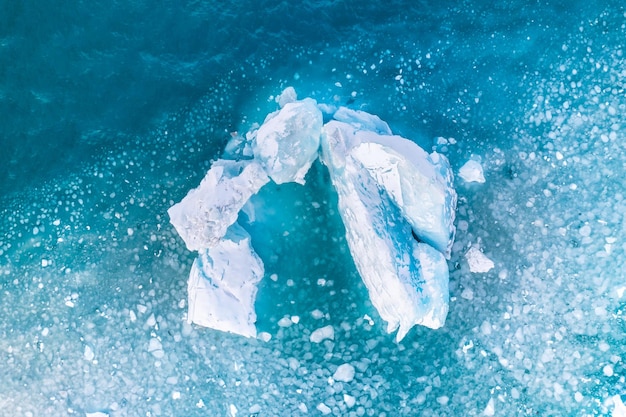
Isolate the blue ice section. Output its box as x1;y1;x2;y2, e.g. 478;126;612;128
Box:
1;1;625;416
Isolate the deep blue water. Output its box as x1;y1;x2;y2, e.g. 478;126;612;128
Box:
1;1;625;416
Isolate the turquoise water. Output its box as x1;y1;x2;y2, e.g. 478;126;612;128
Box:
1;1;625;415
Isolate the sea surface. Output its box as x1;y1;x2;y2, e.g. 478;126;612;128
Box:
1;1;625;416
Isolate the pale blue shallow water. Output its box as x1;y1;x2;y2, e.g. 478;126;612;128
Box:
1;1;625;416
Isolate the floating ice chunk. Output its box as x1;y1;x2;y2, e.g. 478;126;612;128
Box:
333;363;356;382
483;398;495;416
466;246;495;273
310;325;335;343
333;106;393;135
316;403;332;415
350;132;456;256
344;394;356;408
187;223;264;338
253;98;323;185
86;413;109;417
148;337;164;358
168;159;269;251
276;86;297;108
321;121;450;341
459;159;486;183
612;395;626;417
84;345;95;361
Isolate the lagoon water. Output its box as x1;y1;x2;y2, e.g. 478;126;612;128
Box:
1;1;625;415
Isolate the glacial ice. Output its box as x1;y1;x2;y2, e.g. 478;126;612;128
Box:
349;131;456;256
167;159;269;251
169;88;457;341
322;120;452;341
252;98;323;185
187;223;264;337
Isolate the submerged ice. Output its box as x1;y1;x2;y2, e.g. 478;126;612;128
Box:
169;88;457;341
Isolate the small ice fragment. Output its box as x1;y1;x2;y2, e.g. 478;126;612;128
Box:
466;246;494;273
579;224;591;237
258;332;272;342
344;394;356;408
612;395;626;417
459;160;486;183
483;397;495;416
276;86;297;108
316;403;332;415
229;404;238;417
278;317;293;327
333;363;356;383
311;309;325;319
172;391;181;400
84;345;95;361
461;288;474;300
148;338;164;358
310;325;335;343
86;413;109;417
41;259;48;267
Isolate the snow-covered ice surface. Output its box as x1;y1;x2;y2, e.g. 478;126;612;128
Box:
2;1;626;416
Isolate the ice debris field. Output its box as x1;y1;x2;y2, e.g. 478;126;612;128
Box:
2;1;626;416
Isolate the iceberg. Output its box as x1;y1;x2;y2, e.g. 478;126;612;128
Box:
252;98;323;185
168;88;457;341
168;159;269;251
349;130;456;256
187;223;264;338
321;120;451;341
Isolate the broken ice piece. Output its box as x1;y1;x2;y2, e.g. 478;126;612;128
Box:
321;120;451;341
252;98;323;185
168;159;269;251
459;159;486;183
465;246;494;273
186;223;264;337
